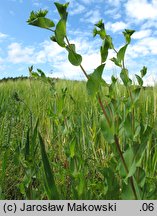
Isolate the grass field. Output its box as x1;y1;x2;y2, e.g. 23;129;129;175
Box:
0;78;157;199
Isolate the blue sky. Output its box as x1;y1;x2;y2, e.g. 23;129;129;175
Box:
0;0;157;85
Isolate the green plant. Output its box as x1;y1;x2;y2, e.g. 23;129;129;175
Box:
26;2;156;199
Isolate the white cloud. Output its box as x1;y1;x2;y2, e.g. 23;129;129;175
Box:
80;10;101;24
125;0;157;21
128;36;157;58
132;29;152;39
107;0;121;7
105;9;121;19
7;43;35;64
80;0;103;4
69;3;86;15
0;32;8;42
106;21;128;32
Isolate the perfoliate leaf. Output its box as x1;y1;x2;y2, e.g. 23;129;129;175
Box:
135;74;143;86
100;40;109;63
110;57;121;67
118;147;134;178
28;10;48;22
30;72;40;78
28;17;55;29
140;66;147;77
66;44;82;66
93;20;106;39
123;29;135;44
93;28;98;37
117;44;128;64
100;115;114;143
55;19;66;47
54;2;69;20
106;35;114;49
27;10;55;29
86;64;106;96
50;35;57;42
132;87;141;103
93;29;106;39
37;69;46;77
111;75;118;83
95;19;104;29
120;68;132;86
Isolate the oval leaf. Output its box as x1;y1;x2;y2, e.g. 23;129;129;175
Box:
29;17;55;29
66;44;82;66
55;19;66;47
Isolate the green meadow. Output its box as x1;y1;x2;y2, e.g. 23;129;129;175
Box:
0;78;157;199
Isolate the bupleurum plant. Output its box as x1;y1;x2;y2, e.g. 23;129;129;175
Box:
27;2;156;199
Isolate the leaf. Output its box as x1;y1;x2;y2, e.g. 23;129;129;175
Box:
106;35;114;49
55;19;66;47
135;74;143;86
118;147;134;177
93;20;106;39
123;29;135;44
93;28;98;37
54;2;69;20
117;44;128;64
37;69;46;77
134;167;146;188
66;44;82;66
120;68;132;86
111;75;117;83
100;115;114;143
50;35;57;42
27;10;48;22
25;128;30;160
38;133;59;199
110;57;121;67
140;66;147;78
121;181;135;200
95;19;105;29
123;113;133;139
86;64;107;96
132;87;141;103
28;17;55;29
100;40;109;63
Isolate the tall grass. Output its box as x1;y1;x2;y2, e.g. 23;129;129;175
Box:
0;79;156;199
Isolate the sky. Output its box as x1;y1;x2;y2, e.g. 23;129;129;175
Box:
0;0;157;85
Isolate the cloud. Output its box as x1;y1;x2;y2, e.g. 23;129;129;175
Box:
80;9;101;24
69;2;86;15
125;0;157;21
106;21;128;32
105;8;121;20
0;32;8;42
80;0;103;4
128;36;157;58
7;43;35;64
132;29;152;39
107;0;121;7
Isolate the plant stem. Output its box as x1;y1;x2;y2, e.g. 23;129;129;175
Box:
114;134;138;200
65;36;89;79
97;94;111;127
55;33;137;199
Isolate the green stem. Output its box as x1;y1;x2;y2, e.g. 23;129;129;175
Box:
114;135;138;199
